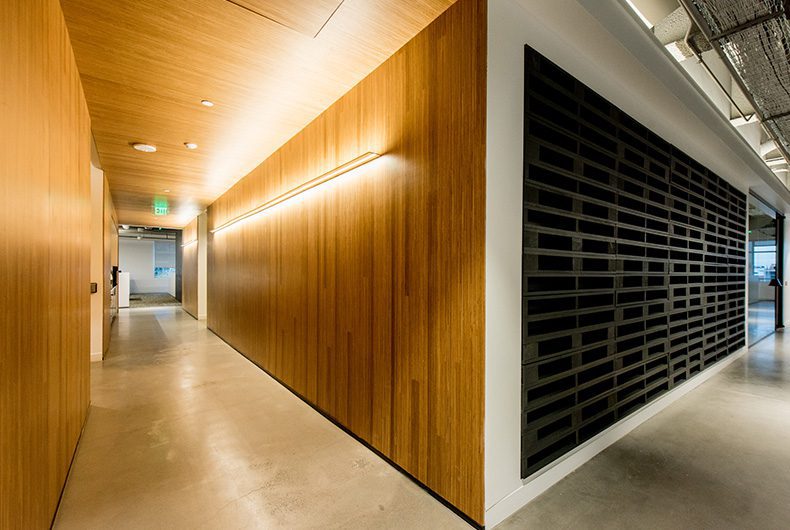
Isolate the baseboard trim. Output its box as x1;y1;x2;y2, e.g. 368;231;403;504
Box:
51;403;91;527
198;313;207;320
485;345;747;528
90;351;103;362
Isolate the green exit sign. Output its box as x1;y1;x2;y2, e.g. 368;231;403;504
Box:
153;197;169;216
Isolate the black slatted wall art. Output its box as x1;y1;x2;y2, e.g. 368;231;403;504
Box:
522;46;747;478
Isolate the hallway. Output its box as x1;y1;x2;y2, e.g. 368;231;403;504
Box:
54;308;467;529
10;0;790;526
55;307;790;528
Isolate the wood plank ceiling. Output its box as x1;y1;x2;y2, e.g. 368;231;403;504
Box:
61;0;456;227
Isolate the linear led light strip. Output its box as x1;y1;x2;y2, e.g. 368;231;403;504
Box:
181;239;198;248
211;152;380;234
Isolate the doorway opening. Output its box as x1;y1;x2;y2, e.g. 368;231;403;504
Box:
747;196;783;345
118;226;183;309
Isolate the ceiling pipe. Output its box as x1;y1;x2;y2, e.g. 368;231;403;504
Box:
679;8;754;122
678;0;790;170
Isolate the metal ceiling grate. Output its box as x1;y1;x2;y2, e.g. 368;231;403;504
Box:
718;18;790;118
766;115;790;151
691;0;782;35
684;0;790;164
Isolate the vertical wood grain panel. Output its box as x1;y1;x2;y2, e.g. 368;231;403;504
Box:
182;217;198;319
0;0;92;527
206;0;485;522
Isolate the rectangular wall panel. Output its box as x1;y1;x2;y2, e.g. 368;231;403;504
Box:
0;0;92;526
182;217;198;319
206;0;486;523
522;47;746;478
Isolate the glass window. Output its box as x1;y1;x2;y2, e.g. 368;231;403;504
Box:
153;240;176;278
751;241;776;282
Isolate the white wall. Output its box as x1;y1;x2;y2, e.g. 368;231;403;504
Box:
119;239;175;295
485;0;527;517
485;0;789;526
89;163;104;361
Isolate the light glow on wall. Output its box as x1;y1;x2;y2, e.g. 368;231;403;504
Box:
210;152;381;234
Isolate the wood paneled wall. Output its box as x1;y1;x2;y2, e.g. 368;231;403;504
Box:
182;217;198;319
207;0;486;522
103;175;118;354
0;0;92;527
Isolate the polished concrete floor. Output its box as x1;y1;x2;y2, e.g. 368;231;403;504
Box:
54;307;467;529
56;308;790;529
499;331;790;529
748;299;776;346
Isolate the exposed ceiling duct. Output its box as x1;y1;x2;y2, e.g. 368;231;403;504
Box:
119;226;179;241
680;0;790;165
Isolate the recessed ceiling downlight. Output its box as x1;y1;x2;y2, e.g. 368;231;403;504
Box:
200;99;214;107
132;143;157;153
184;142;198;150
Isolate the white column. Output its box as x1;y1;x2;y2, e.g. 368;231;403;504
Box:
89;163;104;362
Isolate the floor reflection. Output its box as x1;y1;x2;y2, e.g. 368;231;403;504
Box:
748;300;775;346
